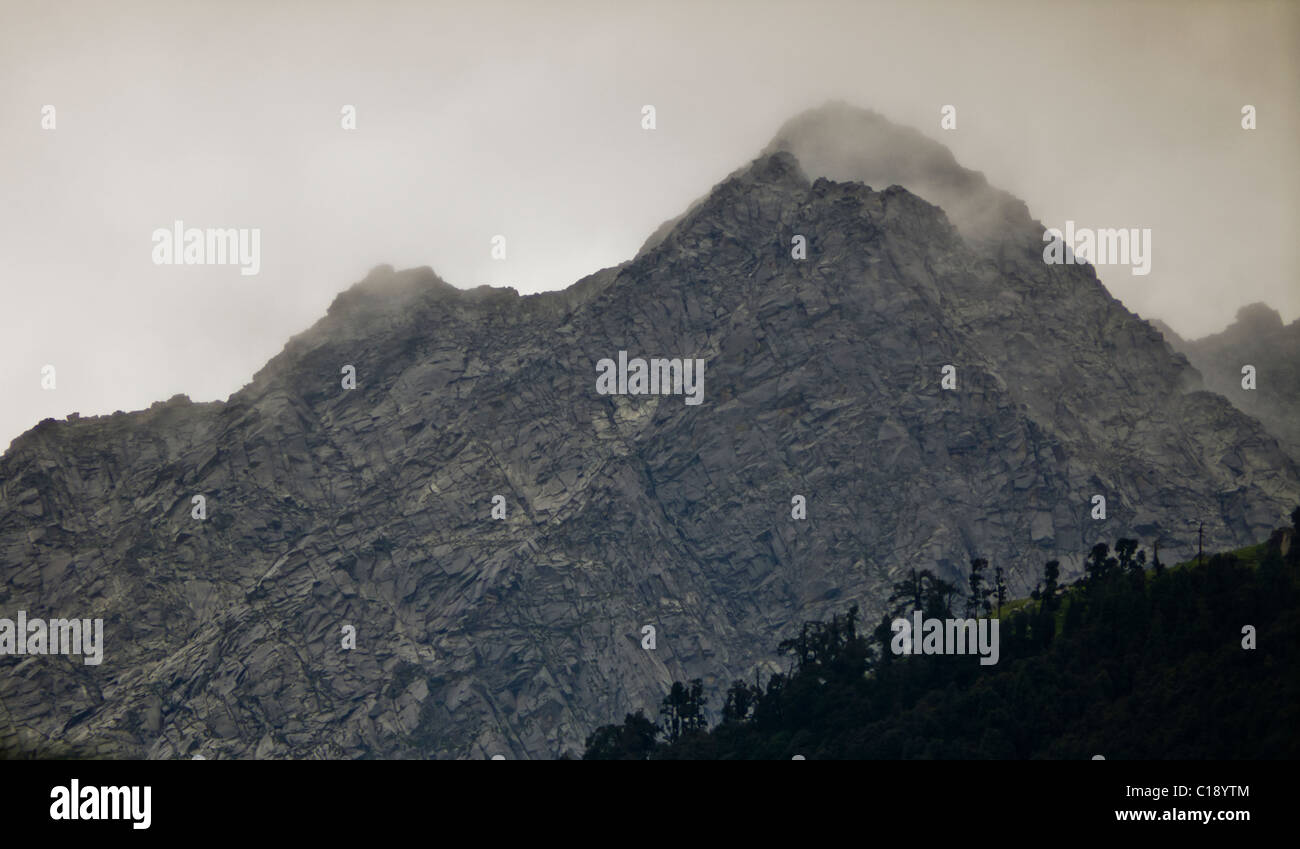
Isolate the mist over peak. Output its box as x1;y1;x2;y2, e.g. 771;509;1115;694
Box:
761;101;1033;241
1229;302;1285;334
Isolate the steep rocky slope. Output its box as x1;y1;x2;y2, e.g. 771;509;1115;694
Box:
1154;303;1300;461
2;105;1296;759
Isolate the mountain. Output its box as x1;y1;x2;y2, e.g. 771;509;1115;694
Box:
2;103;1296;760
1153;303;1300;461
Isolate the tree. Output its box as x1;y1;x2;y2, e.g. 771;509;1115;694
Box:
659;679;709;743
722;678;760;723
1086;542;1117;584
778;606;866;676
966;558;993;617
582;710;659;759
683;679;709;733
1040;560;1061;614
993;565;1008;617
1115;538;1138;572
888;569;932;618
924;573;961;618
1062;594;1084;637
1289;504;1300;565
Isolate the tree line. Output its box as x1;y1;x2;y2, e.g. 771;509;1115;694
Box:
582;507;1300;759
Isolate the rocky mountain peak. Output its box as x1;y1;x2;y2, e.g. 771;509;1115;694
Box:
1230;302;1285;335
1157;300;1300;459
761;101;1032;241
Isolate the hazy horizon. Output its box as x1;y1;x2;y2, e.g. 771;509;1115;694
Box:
2;0;1298;451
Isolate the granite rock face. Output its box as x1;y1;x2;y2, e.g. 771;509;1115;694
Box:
2;105;1296;759
1153;304;1300;461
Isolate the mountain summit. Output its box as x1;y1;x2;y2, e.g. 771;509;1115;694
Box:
762;101;1033;241
1156;302;1300;460
2;105;1295;759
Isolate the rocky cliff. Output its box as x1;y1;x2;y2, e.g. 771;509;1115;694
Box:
2;104;1296;759
1153;303;1300;461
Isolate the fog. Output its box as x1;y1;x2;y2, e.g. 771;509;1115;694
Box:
1;0;1296;451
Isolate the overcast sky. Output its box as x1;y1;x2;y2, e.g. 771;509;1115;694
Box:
2;0;1297;451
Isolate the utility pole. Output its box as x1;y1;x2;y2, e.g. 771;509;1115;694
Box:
1195;520;1204;566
